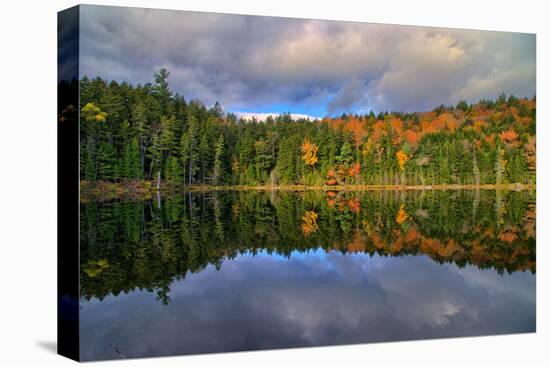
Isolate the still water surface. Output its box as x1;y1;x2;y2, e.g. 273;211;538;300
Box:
79;189;535;360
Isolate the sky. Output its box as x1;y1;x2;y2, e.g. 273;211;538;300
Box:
79;5;536;118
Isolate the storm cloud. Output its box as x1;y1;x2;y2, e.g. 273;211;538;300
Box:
79;5;536;116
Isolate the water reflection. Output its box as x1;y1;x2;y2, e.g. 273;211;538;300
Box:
79;190;535;360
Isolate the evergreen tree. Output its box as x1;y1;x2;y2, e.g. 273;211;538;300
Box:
276;137;297;184
97;142;117;180
153;68;172;115
337;141;353;165
165;156;183;186
213;134;225;184
180;115;200;185
123;137;141;180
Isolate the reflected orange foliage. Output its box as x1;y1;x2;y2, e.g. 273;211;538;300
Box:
395;204;409;224
437;240;463;257
405;228;420;242
346;230;366;253
499;228;518;244
348;198;361;213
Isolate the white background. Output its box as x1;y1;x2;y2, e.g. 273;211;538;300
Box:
0;0;547;365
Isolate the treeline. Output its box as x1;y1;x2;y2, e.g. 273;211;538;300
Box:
80;190;535;303
77;69;536;186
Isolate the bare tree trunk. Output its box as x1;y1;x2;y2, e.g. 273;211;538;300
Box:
157;170;161;190
189;159;192;186
140;139;145;174
495;143;503;185
148;161;153;180
473;146;480;186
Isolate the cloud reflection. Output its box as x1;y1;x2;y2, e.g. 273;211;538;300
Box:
79;250;535;360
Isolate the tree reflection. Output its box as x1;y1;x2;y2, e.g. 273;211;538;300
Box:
301;211;319;236
80;189;536;304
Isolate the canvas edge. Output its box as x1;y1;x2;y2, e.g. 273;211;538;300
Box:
57;4;81;362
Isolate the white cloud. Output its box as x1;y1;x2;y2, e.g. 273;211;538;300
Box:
234;112;322;121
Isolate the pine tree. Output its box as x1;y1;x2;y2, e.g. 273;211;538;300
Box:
153;68;172;115
507;150;527;183
97;142;117;180
180;115;200;185
276;137;296;184
199;134;210;183
254;139;274;182
84;137;97;180
336;141;353;165
132;101;150;175
165;156;183;186
213;134;225;184
124;137;141;180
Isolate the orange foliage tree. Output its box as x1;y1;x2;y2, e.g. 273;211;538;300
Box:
346;117;368;148
326;162;361;185
499;129;519;144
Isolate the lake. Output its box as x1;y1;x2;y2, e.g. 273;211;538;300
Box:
79;189;536;360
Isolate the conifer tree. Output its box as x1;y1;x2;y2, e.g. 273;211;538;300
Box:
213;134;225;184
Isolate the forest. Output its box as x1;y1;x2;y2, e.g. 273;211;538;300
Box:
73;69;536;188
80;190;535;304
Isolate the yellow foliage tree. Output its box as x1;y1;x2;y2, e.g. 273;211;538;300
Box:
81;102;107;123
301;211;319;236
396;150;410;171
301;138;319;166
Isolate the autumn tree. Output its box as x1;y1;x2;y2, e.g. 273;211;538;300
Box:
301;138;319;167
395;149;411;185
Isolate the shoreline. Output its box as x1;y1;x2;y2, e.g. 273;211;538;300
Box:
183;183;536;191
80;180;536;200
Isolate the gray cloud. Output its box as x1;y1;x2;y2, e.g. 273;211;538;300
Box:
79;5;535;115
328;78;368;114
79;250;535;361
